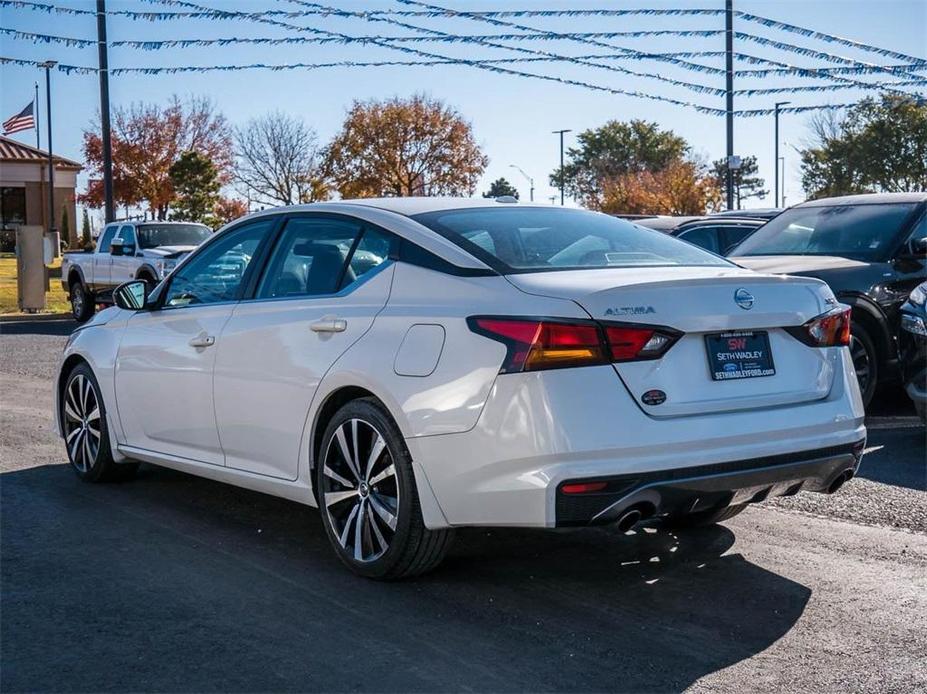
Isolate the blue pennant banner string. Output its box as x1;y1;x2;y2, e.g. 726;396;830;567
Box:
0;56;97;74
286;0;728;96
735;80;927;96
738;63;927;78
0;27;96;47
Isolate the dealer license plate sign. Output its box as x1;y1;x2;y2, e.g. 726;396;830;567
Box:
705;331;775;381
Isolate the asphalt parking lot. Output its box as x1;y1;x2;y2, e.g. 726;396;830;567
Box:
1;318;925;693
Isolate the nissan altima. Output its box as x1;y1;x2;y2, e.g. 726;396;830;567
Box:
56;198;866;579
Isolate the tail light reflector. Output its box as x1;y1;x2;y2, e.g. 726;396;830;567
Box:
468;317;681;373
787;306;851;347
561;481;608;494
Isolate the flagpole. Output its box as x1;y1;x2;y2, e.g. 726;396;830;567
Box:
34;82;40;149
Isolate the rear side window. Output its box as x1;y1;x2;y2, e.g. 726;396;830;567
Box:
722;224;757;252
341;228;394;290
677;226;722;254
413;207;730;273
259;217;361;299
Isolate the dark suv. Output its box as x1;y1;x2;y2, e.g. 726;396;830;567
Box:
732;193;927;406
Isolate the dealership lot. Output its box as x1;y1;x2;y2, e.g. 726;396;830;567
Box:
1;318;925;692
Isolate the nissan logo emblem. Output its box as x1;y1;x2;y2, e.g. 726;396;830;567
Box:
734;288;755;310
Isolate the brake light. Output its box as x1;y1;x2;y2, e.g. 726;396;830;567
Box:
787;306;851;347
468;318;607;372
468;317;681;372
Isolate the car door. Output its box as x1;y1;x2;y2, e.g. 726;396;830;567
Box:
92;224;118;291
114;218;276;464
213;215;396;479
110;224;138;287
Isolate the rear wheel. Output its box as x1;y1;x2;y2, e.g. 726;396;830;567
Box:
849;322;878;407
62;363;138;482
70;281;94;323
661;504;746;529
316;398;453;579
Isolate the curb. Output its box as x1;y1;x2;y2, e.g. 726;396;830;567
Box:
0;313;73;324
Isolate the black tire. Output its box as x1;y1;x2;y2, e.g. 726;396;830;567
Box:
316;398;453;580
70;281;95;323
661;504;746;529
849;322;879;408
61;363;139;483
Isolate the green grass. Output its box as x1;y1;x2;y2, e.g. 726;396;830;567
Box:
0;254;70;315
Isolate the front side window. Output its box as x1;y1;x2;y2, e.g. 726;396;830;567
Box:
163;220;271;307
412;207;730;273
137;223;211;249
259;217;361;299
734;203;919;260
97;225;118;253
119;225;136;249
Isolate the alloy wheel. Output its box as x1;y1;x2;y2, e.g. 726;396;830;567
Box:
321;418;399;563
71;290;84;318
849;334;871;394
63;374;102;473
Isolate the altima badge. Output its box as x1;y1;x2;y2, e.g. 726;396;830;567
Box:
734;288;755;310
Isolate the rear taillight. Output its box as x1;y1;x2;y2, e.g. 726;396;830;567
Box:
468;317;680;373
786;306;851;347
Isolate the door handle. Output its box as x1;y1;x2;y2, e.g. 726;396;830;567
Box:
188;334;215;348
310;318;347;333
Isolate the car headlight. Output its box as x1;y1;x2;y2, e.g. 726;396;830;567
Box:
157;259;177;279
909;283;927;308
902;313;927;337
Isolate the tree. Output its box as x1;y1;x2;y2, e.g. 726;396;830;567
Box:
482;177;519;199
710;155;767;209
60;207;70;247
800;94;927;199
81;95;232;219
551;120;689;209
600;159;722;215
235;112;329;206
213;197;249;227
81;208;92;249
326;94;488;198
169;151;220;223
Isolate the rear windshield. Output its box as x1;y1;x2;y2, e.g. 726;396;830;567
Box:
732;203;918;260
412;207;731;273
137;224;212;249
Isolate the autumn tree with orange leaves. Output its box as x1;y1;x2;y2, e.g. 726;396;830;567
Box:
81;95;233;220
326;94;488;198
600;160;722;215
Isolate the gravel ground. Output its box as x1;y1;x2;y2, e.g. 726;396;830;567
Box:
2;318;925;693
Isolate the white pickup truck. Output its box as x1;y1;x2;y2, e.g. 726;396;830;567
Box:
61;220;211;322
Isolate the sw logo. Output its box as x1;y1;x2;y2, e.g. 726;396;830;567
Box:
605;306;656;316
728;337;748;350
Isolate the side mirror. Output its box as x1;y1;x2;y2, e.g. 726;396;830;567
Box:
110;238;125;256
113;280;149;311
908;237;927;258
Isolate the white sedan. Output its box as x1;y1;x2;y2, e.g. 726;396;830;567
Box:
55;198;866;579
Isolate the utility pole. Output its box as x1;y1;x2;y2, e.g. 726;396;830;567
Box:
725;0;734;210
34;82;40;149
774;101;791;207
97;0;115;223
552;129;571;205
39;61;57;235
508;164;534;202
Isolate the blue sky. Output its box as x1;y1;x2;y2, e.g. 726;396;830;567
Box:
2;0;925;219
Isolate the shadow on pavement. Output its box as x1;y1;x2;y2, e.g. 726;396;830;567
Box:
856;427;927;491
0;318;76;337
1;462;811;693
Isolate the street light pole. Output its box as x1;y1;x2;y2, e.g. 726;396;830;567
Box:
38;60;57;235
725;0;734;211
774;101;791;208
97;0;115;224
508;164;534;202
552;129;571;205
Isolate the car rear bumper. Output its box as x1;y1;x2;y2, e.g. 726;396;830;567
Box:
406;350;866;529
554;441;863;527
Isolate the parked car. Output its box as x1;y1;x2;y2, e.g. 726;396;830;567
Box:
731;193;927;406
61;221;212;322
671;217;768;256
56;199;866;579
899;281;927;422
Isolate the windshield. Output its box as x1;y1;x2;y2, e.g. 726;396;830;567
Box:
733;203;918;260
412;207;731;273
137;224;211;249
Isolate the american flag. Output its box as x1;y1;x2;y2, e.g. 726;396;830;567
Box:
2;101;35;136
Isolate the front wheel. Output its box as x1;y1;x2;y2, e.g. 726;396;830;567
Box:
849;323;878;408
70;282;95;323
61;363;138;482
316;398;453;579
